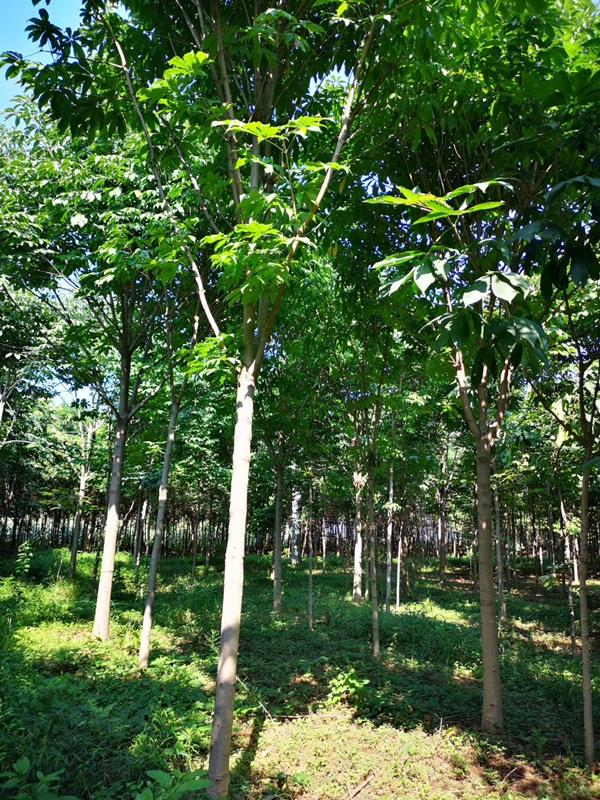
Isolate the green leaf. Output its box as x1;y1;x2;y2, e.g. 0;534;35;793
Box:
165;50;211;78
514;221;562;242
545;174;600;201
381;268;416;296
414;263;436;293
372;251;421;270
212;119;284;142
147;770;172;788
569;244;598;286
443;179;510;200
463;277;491;306
14;757;30;777
491;274;517;303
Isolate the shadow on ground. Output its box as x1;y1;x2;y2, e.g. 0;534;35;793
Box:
0;550;597;798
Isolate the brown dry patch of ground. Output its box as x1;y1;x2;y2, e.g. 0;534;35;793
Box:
509;620;574;653
482;752;545;796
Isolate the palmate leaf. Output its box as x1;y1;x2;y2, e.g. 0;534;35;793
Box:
367;181;505;225
212;119;285;142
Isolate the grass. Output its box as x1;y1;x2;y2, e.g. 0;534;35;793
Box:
0;549;599;799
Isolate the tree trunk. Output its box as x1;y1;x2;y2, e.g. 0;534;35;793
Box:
207;365;255;799
367;476;380;658
476;435;503;733
494;485;507;626
92;413;128;640
385;457;394;613
579;442;594;767
139;397;180;669
191;517;199;578
273;459;283;613
308;485;314;630
438;446;448;582
396;521;403;609
134;495;148;573
438;491;447;583
290;486;301;566
352;472;365;603
68;419;97;580
559;489;577;656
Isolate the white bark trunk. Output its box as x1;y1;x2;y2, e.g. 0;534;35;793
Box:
290;487;301;566
207;366;255;798
139;397;180;668
92;414;128;640
69;422;97;580
273;461;283;612
352;472;365;604
385;460;393;613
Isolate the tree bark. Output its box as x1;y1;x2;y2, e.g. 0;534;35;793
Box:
396;521;403;609
134;494;149;573
477;435;503;733
579;441;594;767
290;486;301;566
367;475;380;659
494;485;507;626
272;458;283;613
308;484;314;630
139;397;181;669
438;446;448;583
92;412;128;640
352;471;365;603
207;365;255;798
68;421;97;579
385;452;394;613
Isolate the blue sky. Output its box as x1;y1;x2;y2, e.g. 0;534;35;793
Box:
0;0;81;111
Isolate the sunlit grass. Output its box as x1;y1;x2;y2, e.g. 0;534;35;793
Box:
0;549;599;798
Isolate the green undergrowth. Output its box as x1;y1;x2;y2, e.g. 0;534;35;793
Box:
0;549;599;799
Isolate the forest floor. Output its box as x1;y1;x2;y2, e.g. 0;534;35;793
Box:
1;551;599;800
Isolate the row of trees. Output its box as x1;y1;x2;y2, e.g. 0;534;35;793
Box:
1;0;599;793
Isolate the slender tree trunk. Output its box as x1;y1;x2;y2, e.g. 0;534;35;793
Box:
385;453;394;613
191;518;199;578
367;475;380;659
139;397;180;669
308;484;314;630
68;420;97;579
396;521;403;609
134;494;148;573
438;491;447;583
494;485;507;626
559;489;577;655
476;435;503;733
273;459;283;613
92;413;128;640
579;442;594;767
352;472;365;603
208;365;255;798
438;446;448;582
290;486;301;566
